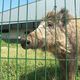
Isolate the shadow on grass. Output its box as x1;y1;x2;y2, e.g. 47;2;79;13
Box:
2;39;20;43
19;66;61;80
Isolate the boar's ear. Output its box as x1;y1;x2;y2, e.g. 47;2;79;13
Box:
44;11;55;21
57;8;71;26
46;11;54;19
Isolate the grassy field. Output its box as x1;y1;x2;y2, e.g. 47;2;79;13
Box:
0;40;80;80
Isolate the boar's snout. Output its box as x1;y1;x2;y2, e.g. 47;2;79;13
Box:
20;38;26;49
26;40;30;45
19;36;30;49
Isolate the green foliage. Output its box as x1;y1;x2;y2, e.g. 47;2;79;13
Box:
1;57;59;80
1;40;7;47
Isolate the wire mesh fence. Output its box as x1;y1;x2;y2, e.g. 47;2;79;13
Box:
0;0;80;80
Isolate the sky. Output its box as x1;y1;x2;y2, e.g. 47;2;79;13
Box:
0;0;80;12
0;0;80;17
0;0;35;12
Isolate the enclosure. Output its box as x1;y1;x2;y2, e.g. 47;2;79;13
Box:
0;0;80;80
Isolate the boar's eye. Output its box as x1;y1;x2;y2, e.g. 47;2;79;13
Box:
47;21;53;27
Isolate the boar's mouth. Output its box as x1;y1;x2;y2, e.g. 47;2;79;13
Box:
20;35;47;50
20;40;26;49
20;39;39;49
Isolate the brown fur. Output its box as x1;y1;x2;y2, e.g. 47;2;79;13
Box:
20;9;80;80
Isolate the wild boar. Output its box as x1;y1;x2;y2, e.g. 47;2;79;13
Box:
20;9;80;80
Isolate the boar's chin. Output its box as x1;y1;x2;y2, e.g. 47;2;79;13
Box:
21;43;30;49
21;44;26;49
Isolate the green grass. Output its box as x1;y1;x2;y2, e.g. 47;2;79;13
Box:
0;40;80;80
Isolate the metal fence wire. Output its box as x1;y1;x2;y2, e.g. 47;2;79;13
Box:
0;0;80;80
